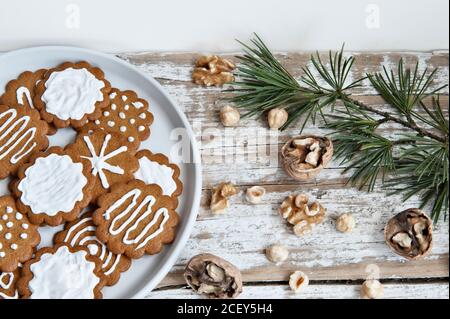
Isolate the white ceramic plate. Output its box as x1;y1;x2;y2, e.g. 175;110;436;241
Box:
0;46;201;298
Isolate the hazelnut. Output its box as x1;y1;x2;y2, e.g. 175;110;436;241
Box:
336;213;356;233
361;279;384;299
184;253;243;299
220;105;240;127
265;244;289;263
289;271;309;293
245;186;266;204
267;108;288;130
384;208;433;260
281;135;333;180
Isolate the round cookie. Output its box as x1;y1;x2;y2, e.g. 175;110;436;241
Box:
85;88;153;147
10;146;95;226
0;268;20;299
134;150;183;204
0;196;40;272
53;211;132;286
92;179;179;259
1;70;57;135
0;105;49;179
66;127;139;203
17;244;106;299
33;61;111;128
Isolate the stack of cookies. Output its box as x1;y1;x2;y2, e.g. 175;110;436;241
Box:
0;61;182;299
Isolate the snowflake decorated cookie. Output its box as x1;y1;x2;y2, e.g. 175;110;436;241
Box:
10;146;95;226
66;127;139;203
0;196;40;272
0;105;49;179
53;211;132;286
93;179;179;259
33;61;111;128
0;268;21;299
134;150;183;204
17;244;106;299
85;88;153;147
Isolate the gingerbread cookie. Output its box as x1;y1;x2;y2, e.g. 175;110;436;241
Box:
66;127;139;203
0;268;20;299
1;69;46;109
0;105;49;179
54;211;132;286
0;196;40;272
93;180;179;259
10;146;94;226
134;150;182;204
17;244;105;299
33;61;111;128
85;88;153;146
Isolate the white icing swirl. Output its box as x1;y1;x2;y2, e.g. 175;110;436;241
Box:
42;68;105;120
134;157;177;196
29;246;99;299
18;154;87;216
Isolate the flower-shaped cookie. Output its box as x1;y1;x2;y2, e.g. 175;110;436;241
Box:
34;61;111;128
53;211;132;286
0;105;49;179
66;127;139;203
10;146;95;226
93;180;179;259
85;88;153;147
0;196;40;272
18;244;106;299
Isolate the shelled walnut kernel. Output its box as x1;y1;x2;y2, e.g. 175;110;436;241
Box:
279;193;326;236
210;182;238;214
192;55;235;86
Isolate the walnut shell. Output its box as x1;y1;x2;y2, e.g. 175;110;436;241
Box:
384;208;433;260
281;135;333;180
184;253;243;299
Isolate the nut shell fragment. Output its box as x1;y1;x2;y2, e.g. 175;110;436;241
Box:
384;208;433;260
184;253;243;299
281;135;333;180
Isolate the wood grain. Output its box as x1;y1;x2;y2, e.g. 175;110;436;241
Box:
118;50;449;298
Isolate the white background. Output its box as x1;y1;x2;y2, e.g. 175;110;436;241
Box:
0;0;449;53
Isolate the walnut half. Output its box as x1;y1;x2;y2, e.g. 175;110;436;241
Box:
384;208;433;260
184;253;243;299
279;193;326;236
192;55;235;86
280;135;333;180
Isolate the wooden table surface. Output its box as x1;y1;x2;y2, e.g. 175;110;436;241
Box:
118;50;449;299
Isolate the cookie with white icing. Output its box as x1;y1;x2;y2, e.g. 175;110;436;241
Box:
1;70;57;135
0;104;49;179
93;179;179;259
18;244;105;299
66;127;139;203
0;268;20;299
84;88;153;147
53;211;131;286
34;61;111;128
0;196;40;272
10;146;95;226
134;150;183;204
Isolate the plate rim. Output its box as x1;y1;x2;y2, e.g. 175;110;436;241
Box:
0;45;202;299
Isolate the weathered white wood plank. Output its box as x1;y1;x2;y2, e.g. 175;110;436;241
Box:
147;282;449;299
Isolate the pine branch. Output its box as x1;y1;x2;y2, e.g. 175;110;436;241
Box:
230;34;449;221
